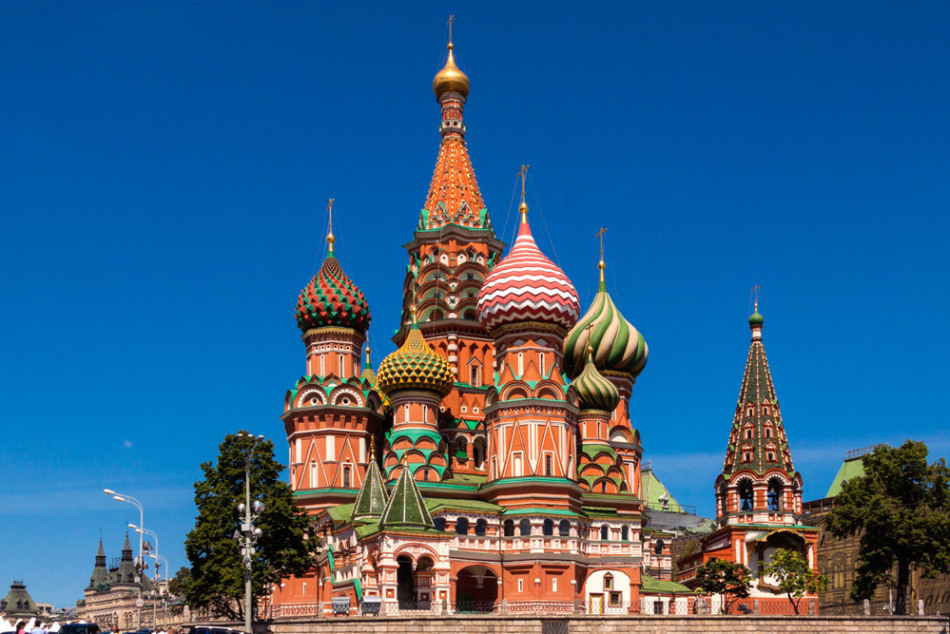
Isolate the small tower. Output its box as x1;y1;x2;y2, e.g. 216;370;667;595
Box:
377;308;455;482
715;305;802;526
87;538;109;590
476;177;582;510
285;203;385;511
573;346;626;494
563;235;648;495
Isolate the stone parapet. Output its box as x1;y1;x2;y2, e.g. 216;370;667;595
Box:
269;614;949;634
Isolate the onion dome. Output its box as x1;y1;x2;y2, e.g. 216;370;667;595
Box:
376;316;455;397
573;347;620;413
563;261;647;379
476;202;580;332
433;42;470;100
295;229;370;333
749;308;764;326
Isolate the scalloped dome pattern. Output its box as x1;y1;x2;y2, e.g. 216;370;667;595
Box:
573;351;620;412
295;254;371;333
564;278;647;379
376;325;455;397
476;219;580;332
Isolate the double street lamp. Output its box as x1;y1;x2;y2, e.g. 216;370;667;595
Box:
234;432;266;634
104;489;146;629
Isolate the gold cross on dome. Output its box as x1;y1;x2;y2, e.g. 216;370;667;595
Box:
595;227;608;260
326;197;336;246
516;164;529;204
447;15;455;43
751;284;761;311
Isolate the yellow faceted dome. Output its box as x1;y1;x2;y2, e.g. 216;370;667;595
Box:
433;43;470;99
376;323;455;397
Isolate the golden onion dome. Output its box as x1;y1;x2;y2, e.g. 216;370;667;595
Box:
433;43;470;100
376;322;455;397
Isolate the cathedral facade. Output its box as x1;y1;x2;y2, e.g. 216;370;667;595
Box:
268;36;808;617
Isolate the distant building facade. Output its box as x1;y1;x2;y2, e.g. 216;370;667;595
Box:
77;535;164;630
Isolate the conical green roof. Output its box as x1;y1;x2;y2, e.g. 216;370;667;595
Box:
380;464;434;529
88;539;109;590
352;451;388;522
564;265;647;379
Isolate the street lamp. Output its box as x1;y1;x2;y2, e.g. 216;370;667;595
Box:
129;524;160;581
105;489;145;629
234;432;266;634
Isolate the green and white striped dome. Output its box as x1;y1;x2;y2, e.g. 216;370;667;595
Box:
573;347;620;412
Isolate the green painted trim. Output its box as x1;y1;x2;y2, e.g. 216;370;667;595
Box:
294;488;356;497
501;507;580;517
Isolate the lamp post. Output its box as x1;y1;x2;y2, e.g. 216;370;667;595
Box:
105;489;145;629
129;524;160;582
234;432;266;634
150;554;171;630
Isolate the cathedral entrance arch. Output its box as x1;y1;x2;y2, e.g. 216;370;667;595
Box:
396;555;415;609
455;565;499;612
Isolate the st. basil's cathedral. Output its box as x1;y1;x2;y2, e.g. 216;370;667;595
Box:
268;35;820;616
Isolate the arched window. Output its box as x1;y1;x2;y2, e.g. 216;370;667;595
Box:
603;574;614;590
455;517;469;535
542;519;554;536
654;538;665;555
456;436;468;459
544;454;553;476
519;518;531;536
600;525;609;541
474;439;486;469
475;518;487;536
768;478;783;512
503;519;515;537
343;465;351;488
470;364;480;387
739;480;754;512
558;520;570;537
621;526;629;541
433;517;446;531
518;352;524;375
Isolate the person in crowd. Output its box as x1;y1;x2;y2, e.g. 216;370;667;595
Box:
15;621;26;634
29;621;45;634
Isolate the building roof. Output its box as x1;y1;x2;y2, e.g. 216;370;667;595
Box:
380;463;435;529
641;574;695;594
826;455;866;498
721;308;797;479
476;203;580;333
351;455;388;522
376;321;455;397
642;467;685;512
0;580;39;619
295;232;370;334
572;347;620;413
563;261;648;380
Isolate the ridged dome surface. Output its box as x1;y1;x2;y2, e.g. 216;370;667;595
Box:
295;252;371;333
476;215;580;332
564;274;647;379
376;324;455;397
573;349;620;413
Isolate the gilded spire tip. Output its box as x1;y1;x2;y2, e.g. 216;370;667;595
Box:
369;437;376;461
517;164;530;223
326;198;336;249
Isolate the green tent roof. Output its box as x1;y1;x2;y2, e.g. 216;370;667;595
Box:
641;574;695;594
826;455;866;498
642;468;685;512
381;466;434;529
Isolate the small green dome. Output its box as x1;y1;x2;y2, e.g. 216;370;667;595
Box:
376;323;455;397
749;310;764;326
573;347;620;413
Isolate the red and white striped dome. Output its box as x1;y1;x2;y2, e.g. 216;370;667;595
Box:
476;209;580;333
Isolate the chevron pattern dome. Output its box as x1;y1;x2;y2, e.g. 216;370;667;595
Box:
573;347;620;413
376;324;455;397
295;252;371;333
564;270;647;379
476;212;580;332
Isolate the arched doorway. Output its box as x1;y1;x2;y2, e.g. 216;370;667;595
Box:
396;555;415;609
455;565;499;612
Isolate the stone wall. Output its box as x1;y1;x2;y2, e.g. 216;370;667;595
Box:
271;614;949;634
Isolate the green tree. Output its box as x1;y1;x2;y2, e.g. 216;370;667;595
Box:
166;567;191;615
825;440;950;615
694;558;752;614
183;432;319;620
760;548;827;614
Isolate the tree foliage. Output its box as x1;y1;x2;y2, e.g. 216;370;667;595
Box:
694;558;752;614
183;432;319;620
761;548;826;614
825;440;950;615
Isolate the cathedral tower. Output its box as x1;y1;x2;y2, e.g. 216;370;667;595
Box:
284;214;384;511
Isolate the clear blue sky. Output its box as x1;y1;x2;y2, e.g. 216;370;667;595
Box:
1;1;948;609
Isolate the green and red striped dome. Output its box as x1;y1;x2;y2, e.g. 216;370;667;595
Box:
295;252;371;333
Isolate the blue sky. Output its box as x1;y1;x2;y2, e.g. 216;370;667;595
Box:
1;1;948;609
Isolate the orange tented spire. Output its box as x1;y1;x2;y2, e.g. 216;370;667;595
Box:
419;37;490;231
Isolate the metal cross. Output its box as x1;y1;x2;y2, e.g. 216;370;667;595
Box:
516;164;529;203
447;15;455;43
595;227;608;261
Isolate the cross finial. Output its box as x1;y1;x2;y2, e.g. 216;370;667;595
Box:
326;198;336;249
516;164;530;222
595;227;608;280
447;15;455;45
751;284;760;312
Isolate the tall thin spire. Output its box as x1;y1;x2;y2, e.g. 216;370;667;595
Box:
326;197;336;254
595;227;608;283
517;164;530;225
